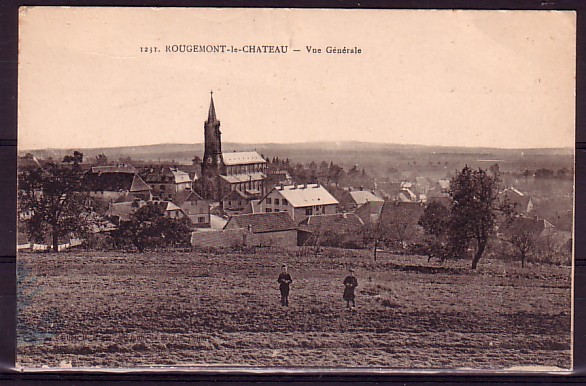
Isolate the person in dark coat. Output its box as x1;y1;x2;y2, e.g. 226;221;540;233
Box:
277;264;293;306
343;268;358;309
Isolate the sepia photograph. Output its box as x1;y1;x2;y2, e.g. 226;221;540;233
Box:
16;7;574;371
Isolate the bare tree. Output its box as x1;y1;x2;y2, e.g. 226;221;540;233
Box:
507;227;538;268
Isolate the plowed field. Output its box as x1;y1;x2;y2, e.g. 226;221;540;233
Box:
17;250;572;370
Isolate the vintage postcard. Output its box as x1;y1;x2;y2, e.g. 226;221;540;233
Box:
17;7;575;371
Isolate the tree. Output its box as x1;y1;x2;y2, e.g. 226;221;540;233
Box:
419;201;451;261
62;151;83;166
489;163;500;175
382;203;423;252
18;163;91;252
111;203;192;252
507;227;537;268
361;209;400;261
447;166;513;269
94;153;108;166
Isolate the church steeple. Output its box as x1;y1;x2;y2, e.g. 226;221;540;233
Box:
201;91;224;200
206;91;218;124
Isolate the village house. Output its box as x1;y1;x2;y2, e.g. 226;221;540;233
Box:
354;200;385;226
338;187;384;211
356;200;425;240
196;93;268;201
223;212;298;247
221;189;260;214
438;179;450;193
82;167;151;202
297;212;364;247
106;199;187;225
414;177;431;195
500;215;571;264
173;190;211;228
397;187;418;203
500;187;534;214
259;183;339;224
141;166;193;200
241;199;262;214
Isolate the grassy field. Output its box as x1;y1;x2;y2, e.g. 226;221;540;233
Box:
17;249;572;370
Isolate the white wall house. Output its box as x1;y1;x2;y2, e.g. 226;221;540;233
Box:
259;183;339;223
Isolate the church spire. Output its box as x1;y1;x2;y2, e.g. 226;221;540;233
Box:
207;91;217;124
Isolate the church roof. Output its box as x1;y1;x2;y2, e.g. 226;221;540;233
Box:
220;172;267;184
222;151;267;166
272;184;339;208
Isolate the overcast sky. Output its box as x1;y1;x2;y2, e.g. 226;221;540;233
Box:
19;8;576;150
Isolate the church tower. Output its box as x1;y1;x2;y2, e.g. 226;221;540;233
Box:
200;92;225;200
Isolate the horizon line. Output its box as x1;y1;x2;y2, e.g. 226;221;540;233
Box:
18;140;575;153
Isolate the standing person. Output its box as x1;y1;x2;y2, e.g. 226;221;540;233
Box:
277;264;293;307
343;268;358;310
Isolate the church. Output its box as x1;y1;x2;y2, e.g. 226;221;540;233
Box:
196;93;268;202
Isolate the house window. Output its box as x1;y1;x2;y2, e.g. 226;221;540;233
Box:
160;185;166;191
282;199;288;206
275;209;280;212
228;200;232;206
198;216;205;223
266;198;272;204
274;198;280;205
305;208;312;216
266;208;273;213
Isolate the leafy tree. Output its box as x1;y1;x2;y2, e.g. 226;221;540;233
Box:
489;163;500;175
62;151;83;166
94;153;108;166
111;203;192;252
419;201;451;261
119;156;134;165
328;163;345;186
18;163;91;252
419;201;450;238
447;166;513;269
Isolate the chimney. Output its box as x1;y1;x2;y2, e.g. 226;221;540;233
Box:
293;183;298;189
279;183;284;190
302;183;307;189
360;186;364;191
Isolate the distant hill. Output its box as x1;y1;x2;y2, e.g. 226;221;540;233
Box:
19;141;574;165
19;141;573;181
